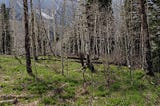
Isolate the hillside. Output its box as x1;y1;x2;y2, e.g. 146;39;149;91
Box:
0;0;160;105
0;0;75;20
0;56;160;105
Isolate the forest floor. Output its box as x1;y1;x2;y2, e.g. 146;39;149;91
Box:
0;55;160;106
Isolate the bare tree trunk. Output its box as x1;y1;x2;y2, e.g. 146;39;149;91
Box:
30;0;38;60
61;0;66;75
139;0;154;76
52;8;57;56
23;0;34;77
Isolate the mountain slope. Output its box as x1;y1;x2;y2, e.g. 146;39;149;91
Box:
0;0;75;21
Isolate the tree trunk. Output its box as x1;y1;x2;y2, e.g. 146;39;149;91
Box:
139;0;154;76
30;0;38;60
23;0;34;76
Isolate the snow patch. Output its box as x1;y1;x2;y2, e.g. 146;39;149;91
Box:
41;12;53;20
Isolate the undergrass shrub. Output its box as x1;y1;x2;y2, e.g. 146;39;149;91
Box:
27;81;54;94
42;96;56;105
108;98;123;106
95;85;110;97
127;80;148;91
62;86;75;99
110;82;121;92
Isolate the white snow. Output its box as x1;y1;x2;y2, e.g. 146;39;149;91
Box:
41;12;53;20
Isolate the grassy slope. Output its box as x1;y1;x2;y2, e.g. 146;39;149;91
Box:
0;55;160;106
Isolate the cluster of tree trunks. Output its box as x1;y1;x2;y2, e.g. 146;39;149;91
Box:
0;4;11;55
5;0;155;76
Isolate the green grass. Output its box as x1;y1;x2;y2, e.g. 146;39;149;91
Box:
0;55;160;106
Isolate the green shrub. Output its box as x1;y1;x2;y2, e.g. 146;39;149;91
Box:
42;96;56;105
110;82;121;92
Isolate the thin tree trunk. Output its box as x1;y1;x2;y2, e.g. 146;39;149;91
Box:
30;0;38;60
61;0;66;75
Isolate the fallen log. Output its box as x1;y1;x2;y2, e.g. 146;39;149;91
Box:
0;98;18;104
0;95;35;100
